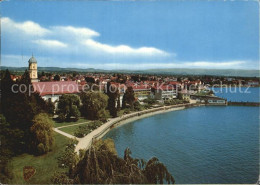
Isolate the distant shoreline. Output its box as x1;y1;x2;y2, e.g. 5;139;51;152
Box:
2;66;259;77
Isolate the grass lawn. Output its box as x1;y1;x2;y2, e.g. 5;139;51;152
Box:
53;117;89;128
10;133;70;184
59;121;92;136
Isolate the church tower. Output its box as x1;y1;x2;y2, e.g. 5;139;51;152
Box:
28;55;38;82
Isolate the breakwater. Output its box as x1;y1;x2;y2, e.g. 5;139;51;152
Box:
228;101;260;106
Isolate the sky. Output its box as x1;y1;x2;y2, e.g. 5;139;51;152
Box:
1;0;259;70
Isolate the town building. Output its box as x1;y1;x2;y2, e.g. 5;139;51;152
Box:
190;95;227;105
132;85;151;101
153;85;177;100
247;81;259;86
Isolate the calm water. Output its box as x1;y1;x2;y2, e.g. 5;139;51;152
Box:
212;87;259;102
104;89;260;184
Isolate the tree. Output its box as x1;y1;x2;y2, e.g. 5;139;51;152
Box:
53;139;175;184
1;70;14;115
80;92;109;120
54;74;60;81
85;77;95;84
0;114;22;183
46;98;55;115
117;95;121;111
30;113;55;154
122;86;135;109
106;82;119;117
1;70;48;153
56;94;81;121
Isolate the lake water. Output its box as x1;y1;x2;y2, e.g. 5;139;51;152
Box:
104;88;259;184
212;87;259;102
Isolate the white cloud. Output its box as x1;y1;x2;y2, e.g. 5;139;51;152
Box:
183;61;246;68
2;17;171;58
32;39;67;48
1;17;50;36
82;39;169;56
51;26;100;39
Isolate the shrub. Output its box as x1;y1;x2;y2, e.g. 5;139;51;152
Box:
74;121;103;138
37;143;45;154
134;101;144;111
57;139;78;169
143;98;158;105
124;108;131;114
58;113;66;122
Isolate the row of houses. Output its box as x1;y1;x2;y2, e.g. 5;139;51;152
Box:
27;56;225;106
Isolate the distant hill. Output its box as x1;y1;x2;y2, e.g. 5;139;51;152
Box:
143;68;260;77
1;66;259;77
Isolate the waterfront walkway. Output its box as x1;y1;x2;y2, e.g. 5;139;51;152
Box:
74;104;191;153
53;103;199;154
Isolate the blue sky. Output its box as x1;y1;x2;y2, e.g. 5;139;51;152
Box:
1;0;259;70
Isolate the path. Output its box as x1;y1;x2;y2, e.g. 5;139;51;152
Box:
53;127;79;140
53;103;197;154
53;121;91;141
55;121;91;129
74;104;191;154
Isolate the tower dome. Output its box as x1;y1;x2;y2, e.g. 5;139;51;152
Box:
28;55;38;82
28;55;37;63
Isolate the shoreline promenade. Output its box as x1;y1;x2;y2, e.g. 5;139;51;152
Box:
73;103;200;154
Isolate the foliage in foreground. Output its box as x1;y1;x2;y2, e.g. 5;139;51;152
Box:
52;139;175;184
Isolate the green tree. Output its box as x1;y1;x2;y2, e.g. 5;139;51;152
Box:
85;76;95;84
30;113;55;154
57;94;81;121
106;82;119;118
1;70;48;153
80;92;109;120
54;139;175;184
122;86;135;109
0;114;22;183
46;98;55;115
54;74;60;81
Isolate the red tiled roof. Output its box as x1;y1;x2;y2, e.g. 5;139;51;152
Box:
154;85;175;91
32;81;79;96
168;81;181;85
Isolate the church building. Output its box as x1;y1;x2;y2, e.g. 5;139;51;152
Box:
28;56;80;106
28;55;38;82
